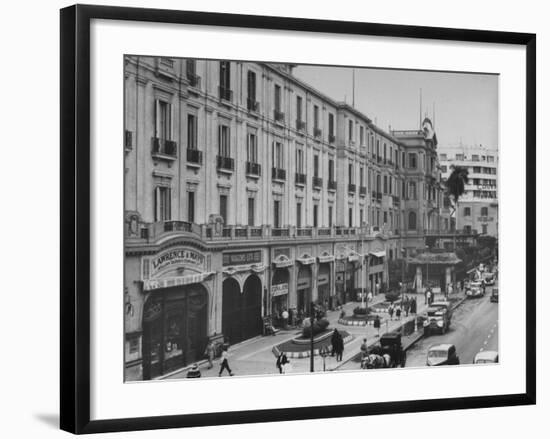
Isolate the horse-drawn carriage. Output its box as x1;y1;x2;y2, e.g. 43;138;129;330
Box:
361;332;407;369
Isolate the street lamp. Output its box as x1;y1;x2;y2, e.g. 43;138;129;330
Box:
310;301;315;373
400;248;406;308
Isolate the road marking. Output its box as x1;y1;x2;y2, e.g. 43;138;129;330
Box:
483;340;488;345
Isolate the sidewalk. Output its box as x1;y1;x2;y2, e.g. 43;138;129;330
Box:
162;291;462;380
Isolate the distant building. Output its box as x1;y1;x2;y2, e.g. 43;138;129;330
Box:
439;145;498;237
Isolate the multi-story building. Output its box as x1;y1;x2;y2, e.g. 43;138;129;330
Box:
123;56;450;381
439;145;498;236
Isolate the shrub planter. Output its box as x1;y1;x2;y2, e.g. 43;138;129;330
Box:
273;330;353;359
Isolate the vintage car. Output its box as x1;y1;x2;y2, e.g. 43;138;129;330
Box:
490;287;499;302
427;343;460;366
466;280;485;298
423;301;452;335
483;272;496;286
473;350;499;364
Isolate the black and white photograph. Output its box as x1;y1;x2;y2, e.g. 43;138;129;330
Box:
123;57;499;382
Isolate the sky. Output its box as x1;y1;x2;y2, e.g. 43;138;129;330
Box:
293;65;498;149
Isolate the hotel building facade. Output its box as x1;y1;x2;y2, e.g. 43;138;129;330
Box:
439;145;498;237
124;56;451;380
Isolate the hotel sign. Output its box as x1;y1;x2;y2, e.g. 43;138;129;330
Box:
271;283;288;297
150;248;205;276
223;250;262;266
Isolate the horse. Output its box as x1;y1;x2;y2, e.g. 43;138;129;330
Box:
361;354;386;369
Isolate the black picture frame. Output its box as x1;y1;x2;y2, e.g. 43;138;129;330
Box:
60;4;536;434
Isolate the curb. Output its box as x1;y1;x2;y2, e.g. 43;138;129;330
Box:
273;333;354;359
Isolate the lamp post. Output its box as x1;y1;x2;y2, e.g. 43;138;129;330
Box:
310;301;315;373
400;248;406;308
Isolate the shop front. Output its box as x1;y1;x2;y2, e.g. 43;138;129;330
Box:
139;246;212;380
142;283;208;380
271;267;289;318
296;264;312;314
317;263;331;307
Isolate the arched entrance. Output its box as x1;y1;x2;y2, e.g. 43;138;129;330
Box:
317;263;331;306
271;268;289;317
222;275;263;345
142;284;208;380
222;278;241;345
297;265;312;313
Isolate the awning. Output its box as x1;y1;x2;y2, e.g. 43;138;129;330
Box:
369;250;386;258
318;254;335;263
274;258;294;268
143;272;215;291
348;254;360;262
297;256;316;265
223;263;266;276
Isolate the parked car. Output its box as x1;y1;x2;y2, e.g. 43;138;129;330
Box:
466;287;484;298
490;287;499;303
473;350;498;364
426;344;460;366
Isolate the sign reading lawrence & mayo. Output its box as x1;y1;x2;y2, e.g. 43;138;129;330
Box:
223;251;262;266
271;283;288;297
150;248;205;276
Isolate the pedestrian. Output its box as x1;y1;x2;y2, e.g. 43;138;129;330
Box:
426;290;432;306
396;306;401;320
218;347;234;377
374;315;381;337
186;363;201;379
281;308;289;329
424;289;428;304
360;338;368;359
331;328;340;357
204;340;215;369
335;332;344;362
367;290;373;303
276;352;288;374
388;303;394;320
404;297;410;317
411;297;417;315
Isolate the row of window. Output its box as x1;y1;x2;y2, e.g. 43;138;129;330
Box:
440;153;496;163
463;206;491;217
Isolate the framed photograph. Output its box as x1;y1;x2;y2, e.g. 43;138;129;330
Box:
60;4;536;434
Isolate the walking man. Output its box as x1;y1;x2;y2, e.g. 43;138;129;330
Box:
396;306;402;320
204;340;215;369
218;347;234;377
374;315;381;337
388;303;394;321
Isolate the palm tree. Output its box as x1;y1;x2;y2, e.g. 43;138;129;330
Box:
445;165;469;249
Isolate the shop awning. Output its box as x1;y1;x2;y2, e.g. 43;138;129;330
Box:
318;254;335;263
348;254;360;262
369;250;386;258
274;258;294;268
143;272;215;291
297;256;316;265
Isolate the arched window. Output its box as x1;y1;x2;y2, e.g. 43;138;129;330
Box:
408;211;417;230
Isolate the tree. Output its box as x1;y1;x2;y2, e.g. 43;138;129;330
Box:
445;165;469;249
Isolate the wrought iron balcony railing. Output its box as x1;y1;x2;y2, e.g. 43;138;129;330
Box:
216;155;234;171
295;172;306;185
312;176;323;188
272;167;286;181
186;148;202;165
246;161;261;176
151;137;177;157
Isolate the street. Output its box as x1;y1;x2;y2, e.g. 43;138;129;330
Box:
405;287;498;367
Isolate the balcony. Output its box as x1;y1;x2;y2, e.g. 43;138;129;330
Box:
216;155;234;171
387;159;394;166
359;186;367;196
274;110;285;123
186;148;203;165
296;227;313;237
296;119;306;132
327;180;337;191
247;98;259;112
163;221;192;233
392;195;400;204
377;156;382;163
313;128;322;139
272;167;286;181
133;220;393;244
272;228;290;237
125;130;133;152
187;73;201;89
329;134;336;144
312;176;323;188
295;172;306;185
348;183;356;194
246;161;261;177
151;137;177;160
377;191;382;201
218;86;233;102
